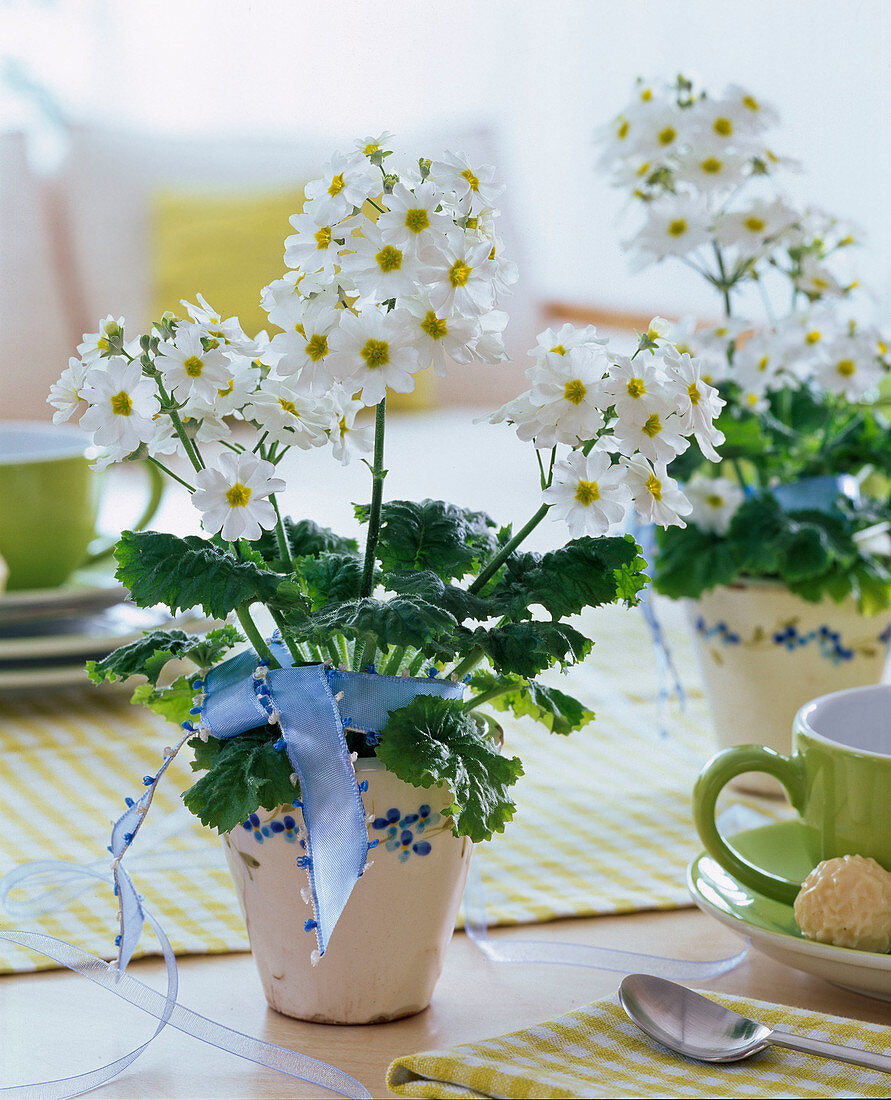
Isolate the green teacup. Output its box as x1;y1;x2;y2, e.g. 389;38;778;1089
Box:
693;683;891;905
0;421;163;591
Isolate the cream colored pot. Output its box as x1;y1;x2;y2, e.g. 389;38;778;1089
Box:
223;757;472;1024
685;581;891;795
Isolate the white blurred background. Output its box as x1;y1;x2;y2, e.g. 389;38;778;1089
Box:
2;0;889;417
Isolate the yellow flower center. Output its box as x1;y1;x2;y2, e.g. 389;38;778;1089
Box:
338;415;348;437
642;413;662;438
640;88;653;102
706;493;724;508
564;379;587;405
658;126;677;146
305;333;329;361
627;378;646;399
687;382;701;405
404;208;430;233
549;344;567;355
375;245;403;273
97;337;109;350
617;119;630;140
747;393;759;406
646;474;662;500
110;390;133;416
461;168;480;192
758;355;769;372
360;338;390;368
449;259;473;287
328;173;346;197
363;142;380;155
742;94;760;111
805;329;822;345
183;355;204;378
713;117;733;137
574;479;600;506
420;311;448;341
225;482;252;508
315;226;332;250
278;398;299;416
700;156;723;174
836;359;856;377
744;216;767;233
667;218;688;238
217;379;235;397
636;161;651;177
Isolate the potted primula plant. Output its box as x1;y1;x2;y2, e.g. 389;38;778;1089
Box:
49;135;722;1023
596;76;891;787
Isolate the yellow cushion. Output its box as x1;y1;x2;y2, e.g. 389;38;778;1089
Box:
150;187;433;409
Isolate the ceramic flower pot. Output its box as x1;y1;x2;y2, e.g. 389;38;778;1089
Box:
685;581;891;795
222;757;472;1024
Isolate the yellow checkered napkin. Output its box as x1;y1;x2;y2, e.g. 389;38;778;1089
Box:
387;992;891;1098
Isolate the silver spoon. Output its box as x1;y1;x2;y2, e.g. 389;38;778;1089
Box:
619;974;891;1074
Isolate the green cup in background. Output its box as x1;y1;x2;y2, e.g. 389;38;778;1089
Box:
693;683;891;905
0;421;163;591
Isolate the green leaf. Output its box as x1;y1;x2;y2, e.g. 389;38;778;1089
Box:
182;728;298;834
468;671;594;735
86;624;242;685
488;535;646;619
129;676;196;725
464;621;592;678
294;595;459;654
356;499;499;581
297;553;365;609
115;530;283;618
255;518;360;567
386;570;490;623
375;695;523;843
652;525;739;600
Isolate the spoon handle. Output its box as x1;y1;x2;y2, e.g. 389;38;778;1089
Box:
770;1029;891;1073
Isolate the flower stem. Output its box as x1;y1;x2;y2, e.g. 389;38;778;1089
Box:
237;603;280;668
461;683;515;712
270;494;293;569
147;456;194;493
360;397;387;598
469;502;551;595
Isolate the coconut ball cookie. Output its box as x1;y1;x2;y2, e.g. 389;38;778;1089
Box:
793;854;891;953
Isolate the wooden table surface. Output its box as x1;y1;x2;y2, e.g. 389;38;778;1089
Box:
3;905;889;1098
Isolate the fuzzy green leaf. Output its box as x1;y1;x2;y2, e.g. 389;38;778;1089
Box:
129;676;196;725
467;671;594;735
356;499;499;581
375;695;523;843
386;570;490;623
182;728;298;834
115;530;282;618
255;518;360;567
86;624;242;685
297;553;365;609
293;595;459;654
464;621;592;678
652;525;739;599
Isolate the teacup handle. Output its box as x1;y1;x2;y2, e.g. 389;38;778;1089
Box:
83;461;165;565
693;745;807;905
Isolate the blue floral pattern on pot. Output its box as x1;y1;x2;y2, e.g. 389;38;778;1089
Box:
695;616;891;665
241;811;301;843
371;804;441;862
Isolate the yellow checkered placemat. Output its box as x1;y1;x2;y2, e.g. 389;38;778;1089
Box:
0;602;767;972
387;991;891;1098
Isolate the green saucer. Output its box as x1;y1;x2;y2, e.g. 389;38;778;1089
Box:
688;820;891;1001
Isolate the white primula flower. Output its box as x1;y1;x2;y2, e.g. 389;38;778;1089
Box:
612;401;690;466
543;449;631;538
269;295;341;392
674;146;750;194
402;294;478;376
712;198;799;255
48;357;89;423
284;207;353;276
627;195;712;265
180;294;256;356
191;452;285;543
329;387;375;464
529;323;607;364
303;152;379;223
662;347;726;461
595;112;638;170
795;254;846;299
452;308;510;365
527;345;610;445
354;132;394;158
731;335;790;396
603;354;671;423
261;270;327;327
622;455;691;529
420;238;496;318
815;333;885;400
488;390;553;448
243;379;334;448
626;105;694;160
690;95;767;151
77;315;125;362
183;355;261;421
79;357;159;455
685;474;745;535
325;307;421;406
338;222;423;303
720;84;780;132
427;152;505;212
376;181;455;256
155;324;233;404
